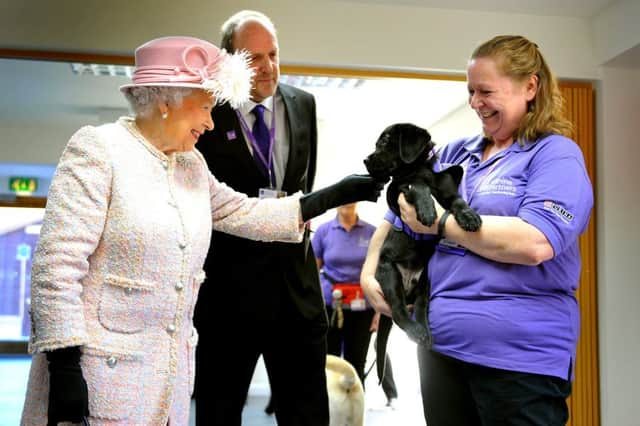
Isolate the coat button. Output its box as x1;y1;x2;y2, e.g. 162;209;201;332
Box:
166;323;176;334
179;242;187;249
162;161;169;169
175;283;184;291
106;356;117;368
124;287;133;295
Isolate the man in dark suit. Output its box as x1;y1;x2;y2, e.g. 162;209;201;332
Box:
194;10;329;426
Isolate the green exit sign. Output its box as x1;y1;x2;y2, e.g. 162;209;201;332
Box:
9;177;38;194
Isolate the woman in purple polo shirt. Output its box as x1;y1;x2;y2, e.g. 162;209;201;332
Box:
362;35;593;426
313;203;377;387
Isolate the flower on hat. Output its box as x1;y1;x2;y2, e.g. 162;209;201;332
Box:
203;49;254;109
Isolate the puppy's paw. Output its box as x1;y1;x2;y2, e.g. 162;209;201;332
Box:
416;207;437;227
454;208;482;232
414;198;437;226
405;188;436;226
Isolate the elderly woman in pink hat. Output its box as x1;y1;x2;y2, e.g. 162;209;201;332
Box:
20;36;384;425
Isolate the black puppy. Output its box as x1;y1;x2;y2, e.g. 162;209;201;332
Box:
363;123;481;381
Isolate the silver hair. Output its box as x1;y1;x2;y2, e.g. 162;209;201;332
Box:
220;10;277;53
122;86;193;118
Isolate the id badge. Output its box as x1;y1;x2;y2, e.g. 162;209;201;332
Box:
350;297;366;311
259;188;287;199
436;238;467;256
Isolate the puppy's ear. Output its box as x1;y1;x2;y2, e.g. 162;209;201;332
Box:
399;126;432;164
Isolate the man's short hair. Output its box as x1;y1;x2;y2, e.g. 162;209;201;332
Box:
220;10;277;52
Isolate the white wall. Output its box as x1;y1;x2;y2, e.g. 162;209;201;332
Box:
2;115;99;165
1;0;596;78
593;0;640;66
429;103;481;144
595;66;640;426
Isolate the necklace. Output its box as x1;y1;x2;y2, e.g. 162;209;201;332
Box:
121;118;167;160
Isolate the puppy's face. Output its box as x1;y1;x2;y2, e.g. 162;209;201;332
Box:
364;123;433;180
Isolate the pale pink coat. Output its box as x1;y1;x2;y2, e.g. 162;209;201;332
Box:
21;117;303;425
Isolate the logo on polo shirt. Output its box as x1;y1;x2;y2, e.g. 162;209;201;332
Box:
544;200;574;223
358;237;370;247
477;177;517;196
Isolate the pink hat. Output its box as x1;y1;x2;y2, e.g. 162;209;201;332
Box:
120;36;253;108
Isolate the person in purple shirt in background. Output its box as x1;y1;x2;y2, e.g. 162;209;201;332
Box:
312;203;377;388
361;35;593;426
314;204;401;409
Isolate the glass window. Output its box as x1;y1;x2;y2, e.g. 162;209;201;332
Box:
0;207;45;343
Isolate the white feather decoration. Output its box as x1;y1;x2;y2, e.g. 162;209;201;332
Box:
203;50;254;109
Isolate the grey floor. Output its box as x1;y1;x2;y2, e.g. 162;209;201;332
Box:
190;391;426;426
1;355;425;426
0;355;29;426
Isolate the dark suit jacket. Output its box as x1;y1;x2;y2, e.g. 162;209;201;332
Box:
195;83;327;326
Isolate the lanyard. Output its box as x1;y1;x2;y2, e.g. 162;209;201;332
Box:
236;102;277;187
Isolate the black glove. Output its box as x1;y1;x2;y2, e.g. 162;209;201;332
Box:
299;174;386;221
46;346;89;425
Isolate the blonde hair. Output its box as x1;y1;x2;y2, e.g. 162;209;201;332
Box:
471;35;573;143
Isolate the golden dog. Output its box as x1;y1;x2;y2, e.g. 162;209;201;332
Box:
325;355;365;426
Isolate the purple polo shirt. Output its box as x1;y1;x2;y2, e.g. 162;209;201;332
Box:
312;217;376;305
386;134;593;380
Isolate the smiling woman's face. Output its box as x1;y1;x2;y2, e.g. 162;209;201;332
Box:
163;89;215;153
466;57;537;145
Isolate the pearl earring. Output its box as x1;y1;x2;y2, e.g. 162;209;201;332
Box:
162;112;168;119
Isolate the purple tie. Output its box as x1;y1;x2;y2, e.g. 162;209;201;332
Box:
252;104;272;181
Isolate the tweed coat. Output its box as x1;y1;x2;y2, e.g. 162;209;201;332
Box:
21;117;303;425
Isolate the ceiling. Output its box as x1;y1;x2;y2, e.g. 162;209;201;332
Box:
335;0;617;18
